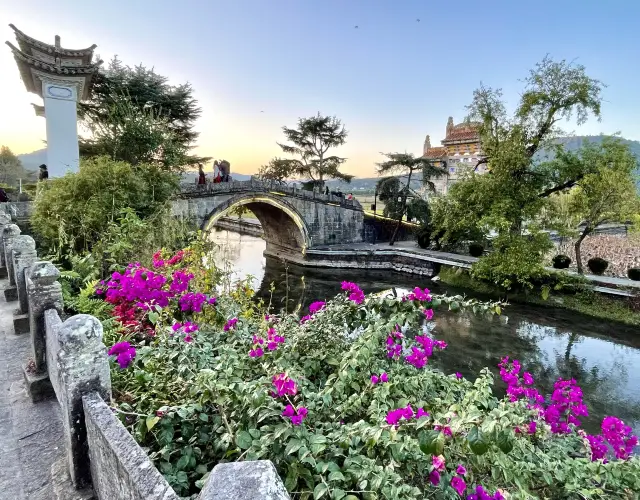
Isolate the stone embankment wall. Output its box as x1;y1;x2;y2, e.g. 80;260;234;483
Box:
0;213;290;500
554;233;640;278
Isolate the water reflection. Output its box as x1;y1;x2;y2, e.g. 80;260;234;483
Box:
208;229;640;436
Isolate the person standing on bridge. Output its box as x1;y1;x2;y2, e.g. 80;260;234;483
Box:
197;163;206;186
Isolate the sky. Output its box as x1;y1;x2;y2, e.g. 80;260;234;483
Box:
0;0;639;177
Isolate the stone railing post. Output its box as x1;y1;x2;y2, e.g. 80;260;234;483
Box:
2;223;21;297
198;461;290;500
12;235;38;328
0;213;12;271
24;261;63;401
50;314;111;490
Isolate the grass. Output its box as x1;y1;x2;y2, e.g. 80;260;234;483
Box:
439;267;640;327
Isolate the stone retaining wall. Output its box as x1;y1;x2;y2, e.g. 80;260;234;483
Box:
0;212;290;500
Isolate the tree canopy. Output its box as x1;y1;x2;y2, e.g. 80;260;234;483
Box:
79;57;206;169
0;146;33;186
432;56;606;248
275;113;352;185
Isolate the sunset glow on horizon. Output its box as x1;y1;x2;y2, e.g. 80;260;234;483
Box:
1;1;639;177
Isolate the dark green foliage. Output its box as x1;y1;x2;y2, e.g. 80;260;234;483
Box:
553;255;572;269
587;257;609;275
627;268;640;281
32;156;179;255
275;113;352;184
79;57;205;169
469;243;484;257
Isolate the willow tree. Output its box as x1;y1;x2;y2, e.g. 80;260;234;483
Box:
432;56;605;248
376;152;443;245
276;113;352;188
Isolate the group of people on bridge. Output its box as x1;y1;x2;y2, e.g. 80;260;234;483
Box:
197;160;232;186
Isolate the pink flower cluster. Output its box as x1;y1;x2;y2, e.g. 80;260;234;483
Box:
499;357;544;408
587;416;638;461
282;404;308;426
250;327;285;357
108;341;136;369
428;456;469;494
385;405;428;426
402;287;432;302
405;335;447;369
152;249;186;268
308;301;326;314
341;281;365;304
223;317;238;332
386;324;404;359
370;372;388;385
544;378;589;434
466;486;505;500
172;321;198;342
271;373;297;397
178;292;216;313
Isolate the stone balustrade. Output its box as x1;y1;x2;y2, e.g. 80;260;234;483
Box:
178;179;363;211
0;211;290;499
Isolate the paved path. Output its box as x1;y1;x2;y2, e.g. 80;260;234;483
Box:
313;241;640;291
0;278;64;500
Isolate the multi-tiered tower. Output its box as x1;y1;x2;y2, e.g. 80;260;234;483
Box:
6;24;101;174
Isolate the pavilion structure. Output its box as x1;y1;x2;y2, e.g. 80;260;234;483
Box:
5;24;102;174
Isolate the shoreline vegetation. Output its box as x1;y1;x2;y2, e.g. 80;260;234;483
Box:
438;266;640;327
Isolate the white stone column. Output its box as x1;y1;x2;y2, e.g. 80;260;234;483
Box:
41;79;80;173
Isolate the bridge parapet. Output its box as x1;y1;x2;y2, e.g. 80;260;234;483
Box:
178;180;363;211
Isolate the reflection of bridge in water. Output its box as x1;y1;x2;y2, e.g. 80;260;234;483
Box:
173;180;416;259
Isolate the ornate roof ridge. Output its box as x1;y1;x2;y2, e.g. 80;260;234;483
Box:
6;41;102;74
9;24;97;57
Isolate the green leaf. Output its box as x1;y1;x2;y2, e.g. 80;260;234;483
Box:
467;426;490;455
332;489;346;500
148;311;159;324
434;431;445;456
199;413;209;422
328;471;345;482
236;431;252;450
146;416;160;431
497;429;514;454
285;439;303;456
418;430;440;455
314;483;329;499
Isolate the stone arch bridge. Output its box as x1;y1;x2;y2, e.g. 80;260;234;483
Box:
172;181;368;257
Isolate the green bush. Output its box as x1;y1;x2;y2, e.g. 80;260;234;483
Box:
627;268;640;281
31;156;179;255
471;232;553;291
552;254;572;269
92;254;640;499
468;242;484;257
587;257;609;276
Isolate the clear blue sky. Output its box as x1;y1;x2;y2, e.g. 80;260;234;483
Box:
1;0;639;176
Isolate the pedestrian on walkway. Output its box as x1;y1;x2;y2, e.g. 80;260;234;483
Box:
38;164;48;181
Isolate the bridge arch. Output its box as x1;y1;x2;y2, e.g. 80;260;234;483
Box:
202;193;311;252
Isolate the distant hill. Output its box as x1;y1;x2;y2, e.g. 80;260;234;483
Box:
17;149;47;171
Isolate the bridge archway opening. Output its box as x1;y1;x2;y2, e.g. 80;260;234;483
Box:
203;194;311;253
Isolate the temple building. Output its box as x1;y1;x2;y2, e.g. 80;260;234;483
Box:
422;116;487;195
6;24;101;175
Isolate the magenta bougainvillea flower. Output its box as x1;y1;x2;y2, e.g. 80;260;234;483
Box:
456;464;467;475
432;455;446;472
402;287;432;303
450;476;466;496
108;341;136;369
341;281;365;304
223;317;238;331
282;404;308;425
428;470;440;486
308;301;326;314
424;308;434;320
271;373;297;397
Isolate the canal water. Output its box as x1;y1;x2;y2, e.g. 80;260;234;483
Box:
208;228;640;438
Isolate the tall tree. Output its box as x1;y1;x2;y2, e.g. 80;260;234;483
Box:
376;152;443;245
79;56;206;169
277;113;352;187
432;57;605;248
257;158;293;184
551;137;640;273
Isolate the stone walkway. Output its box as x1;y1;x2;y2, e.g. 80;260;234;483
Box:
0;278;64;500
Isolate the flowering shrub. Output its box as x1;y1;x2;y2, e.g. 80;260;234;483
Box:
94;256;640;499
